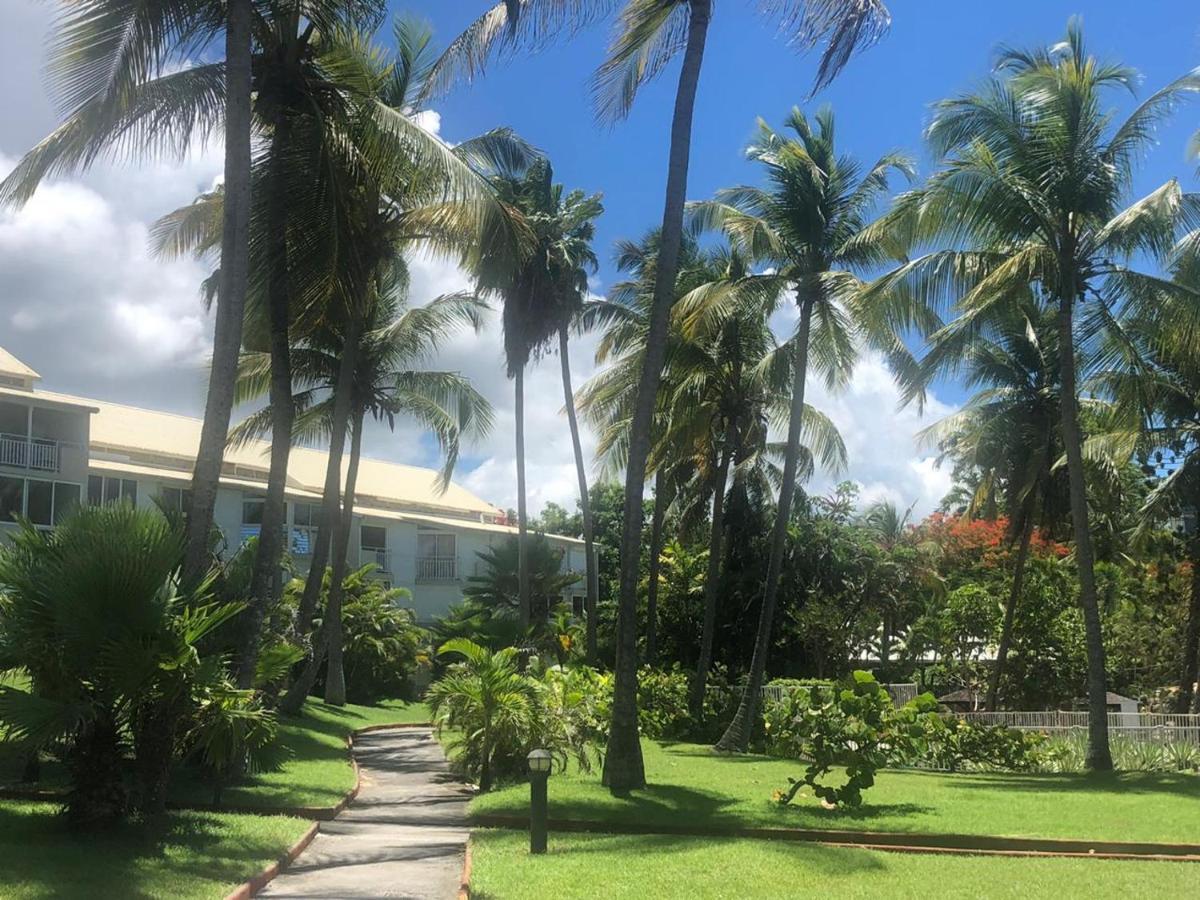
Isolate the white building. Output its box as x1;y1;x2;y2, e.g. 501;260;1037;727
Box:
0;347;590;623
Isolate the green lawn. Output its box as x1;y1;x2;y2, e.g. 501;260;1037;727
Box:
168;698;431;810
0;801;310;900
468;829;1199;899
470;740;1200;844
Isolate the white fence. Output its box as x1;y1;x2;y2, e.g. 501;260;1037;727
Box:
958;711;1200;744
760;686;1200;744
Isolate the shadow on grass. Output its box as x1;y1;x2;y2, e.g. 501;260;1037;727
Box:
0;803;291;900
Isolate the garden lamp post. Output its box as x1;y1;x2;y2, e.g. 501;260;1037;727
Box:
527;748;552;854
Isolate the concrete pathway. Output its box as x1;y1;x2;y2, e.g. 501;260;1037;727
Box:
259;727;471;900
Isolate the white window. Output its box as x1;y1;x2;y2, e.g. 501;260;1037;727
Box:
417;531;455;560
290;502;321;555
361;524;387;551
159;486;192;515
88;475;137;506
0;477;81;526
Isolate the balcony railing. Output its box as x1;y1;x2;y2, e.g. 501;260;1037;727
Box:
360;547;391;573
0;433;61;472
416;556;457;582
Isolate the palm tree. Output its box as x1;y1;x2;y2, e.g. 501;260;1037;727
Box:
0;0;276;585
423;0;892;792
229;283;493;713
681;106;911;752
1090;257;1200;713
917;302;1069;710
860;20;1200;767
667;248;848;715
426;638;538;791
473;159;602;633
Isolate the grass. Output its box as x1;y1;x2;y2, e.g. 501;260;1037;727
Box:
168;698;431;810
468;829;1200;899
0;800;310;900
470;740;1200;845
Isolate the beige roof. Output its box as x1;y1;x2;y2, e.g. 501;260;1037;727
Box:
0;347;39;382
21;384;503;520
356;504;584;545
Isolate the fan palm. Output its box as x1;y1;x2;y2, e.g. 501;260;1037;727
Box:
681;106;911;752
859;20;1200;767
918;302;1069;710
0;505;242;824
423;0;892;791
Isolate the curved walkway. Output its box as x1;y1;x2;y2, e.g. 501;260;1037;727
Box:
259;727;470;900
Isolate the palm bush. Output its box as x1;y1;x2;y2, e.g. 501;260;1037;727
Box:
426;639;540;791
0;505;247;825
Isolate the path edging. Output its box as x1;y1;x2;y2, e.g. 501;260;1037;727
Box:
458;838;473;899
222;822;320;900
470;814;1200;863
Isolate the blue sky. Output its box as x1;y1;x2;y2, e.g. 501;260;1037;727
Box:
2;2;1198;516
411;1;1200;407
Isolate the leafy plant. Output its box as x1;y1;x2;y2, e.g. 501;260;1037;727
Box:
916;717;1044;772
768;671;936;808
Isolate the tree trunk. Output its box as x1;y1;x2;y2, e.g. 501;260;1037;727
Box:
184;0;253;585
1176;530;1200;712
986;512;1034;711
297;315;362;634
324;406;365;706
714;295;812;752
515;364;531;630
559;325;599;662
646;471;667;666
603;0;711;794
1056;292;1113;770
690;448;732;717
236;122;295;688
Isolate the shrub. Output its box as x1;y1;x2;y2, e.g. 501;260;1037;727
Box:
637;666;692;739
338;572;426;705
768;671;936;808
428;640;597;790
916;717;1044;772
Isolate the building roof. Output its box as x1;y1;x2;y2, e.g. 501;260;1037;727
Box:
0;347;40;382
9;377;507;522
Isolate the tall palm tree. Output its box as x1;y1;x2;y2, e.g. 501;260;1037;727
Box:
918;302;1069;710
230;281;493;711
473;159;602;632
682;106;911;752
0;0;277;585
860;20;1200;767
665;251;846;715
1090;256;1200;713
423;0;892;791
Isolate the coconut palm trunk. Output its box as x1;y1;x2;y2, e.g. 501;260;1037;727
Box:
324;406;366;706
184;0;253;584
1056;289;1113;770
645;471;667;665
715;296;812;752
604;0;711;794
690;447;732;716
297;315;362;633
236;122;295;688
559;325;599;660
515;364;532;630
986;511;1035;711
1177;519;1200;712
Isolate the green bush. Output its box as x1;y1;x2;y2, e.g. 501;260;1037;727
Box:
915;717;1044;772
767;671;937;808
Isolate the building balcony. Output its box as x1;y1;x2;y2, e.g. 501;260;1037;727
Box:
360;547;392;574
416;556;457;582
0;433;65;473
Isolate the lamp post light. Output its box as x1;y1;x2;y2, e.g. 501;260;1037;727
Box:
526;748;552;854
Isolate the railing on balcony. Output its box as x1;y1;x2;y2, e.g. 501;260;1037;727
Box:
360;547;391;573
416;556;457;582
0;433;61;472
